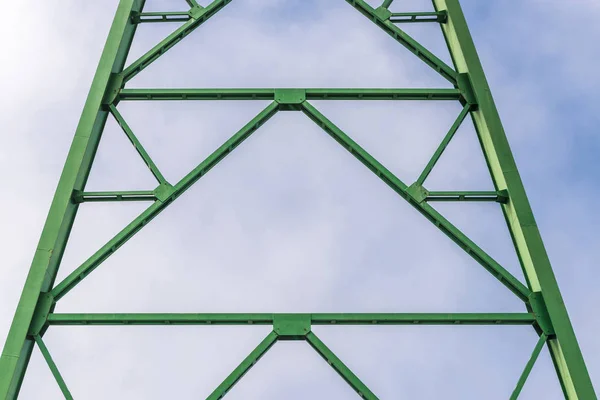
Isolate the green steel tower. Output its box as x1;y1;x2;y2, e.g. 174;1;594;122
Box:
0;0;596;398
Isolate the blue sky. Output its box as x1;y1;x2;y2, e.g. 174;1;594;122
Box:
0;0;598;398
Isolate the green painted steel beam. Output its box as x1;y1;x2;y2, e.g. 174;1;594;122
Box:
510;333;548;400
74;191;157;203
416;103;471;186
426;191;507;203
380;0;394;9
0;1;145;398
434;0;596;398
306;332;379;400
118;88;462;101
184;0;200;7
301;101;531;302
46;313;535;326
109;105;167;184
134;11;192;23
122;0;231;83
2;0;593;397
207;331;278;400
33;336;73;400
389;11;447;23
346;0;457;84
49;102;279;302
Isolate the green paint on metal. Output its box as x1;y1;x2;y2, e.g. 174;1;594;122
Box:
76;191;157;203
49;102;279;302
374;6;392;21
275;89;306;110
1;0;593;397
347;0;457;84
380;0;394;10
434;0;596;397
189;5;206;20
456;72;476;106
389;11;447;23
207;331;278;400
301;101;531;302
415;102;470;186
306;332;379;400
109;104;167;184
273;314;311;340
425;191;505;203
122;0;232;83
406;183;429;203
34;336;73;400
497;189;509;204
117;88;462;101
28;293;54;337
101;73;124;106
510;334;548;399
0;1;144;397
134;11;192;24
529;291;554;336
185;0;201;8
46;312;536;326
153;182;175;203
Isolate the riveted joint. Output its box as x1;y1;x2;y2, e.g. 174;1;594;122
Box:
72;189;84;204
273;314;311;340
407;183;429;204
496;189;509;204
456;73;477;109
189;5;206;20
101;72;124;108
275;89;306;111
130;10;141;24
374;7;392;21
28;292;55;337
153;182;175;203
529;291;555;336
438;10;448;23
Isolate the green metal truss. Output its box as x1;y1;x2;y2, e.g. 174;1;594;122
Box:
0;0;596;398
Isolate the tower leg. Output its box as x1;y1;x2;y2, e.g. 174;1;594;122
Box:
433;1;596;398
0;1;145;398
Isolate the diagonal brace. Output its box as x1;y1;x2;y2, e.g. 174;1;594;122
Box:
416;103;471;185
109;105;167;184
46;312;536;326
510;334;547;399
74;190;157;203
34;336;73;400
434;1;596;396
306;332;379;400
346;0;457;84
206;331;278;400
122;0;231;82
50;102;279;301
300;101;530;302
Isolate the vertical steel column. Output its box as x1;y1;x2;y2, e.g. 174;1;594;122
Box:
0;1;145;398
2;0;595;398
432;1;596;398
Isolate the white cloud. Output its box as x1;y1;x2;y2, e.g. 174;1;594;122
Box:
1;0;598;398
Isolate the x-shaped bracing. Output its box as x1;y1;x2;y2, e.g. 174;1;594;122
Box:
3;0;593;398
38;93;539;397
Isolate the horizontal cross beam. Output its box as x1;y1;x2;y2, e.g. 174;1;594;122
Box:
426;191;508;203
117;88;463;101
389;11;447;23
74;191;157;203
134;11;192;23
47;313;536;326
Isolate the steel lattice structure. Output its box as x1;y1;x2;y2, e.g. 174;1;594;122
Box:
0;0;596;398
